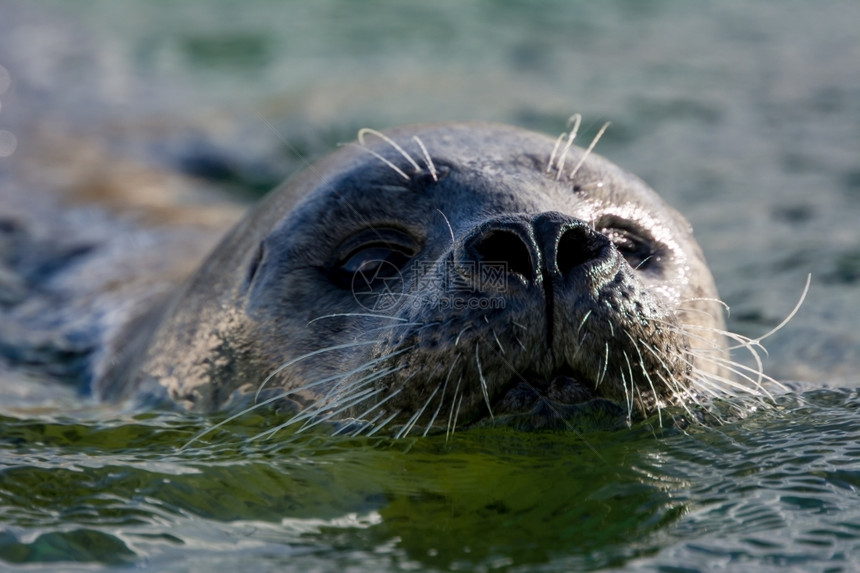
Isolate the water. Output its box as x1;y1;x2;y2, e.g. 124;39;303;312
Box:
1;393;858;571
1;1;858;570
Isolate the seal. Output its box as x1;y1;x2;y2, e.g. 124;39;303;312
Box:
99;121;740;433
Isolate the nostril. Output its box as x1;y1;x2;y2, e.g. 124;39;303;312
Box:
556;226;600;276
474;230;535;281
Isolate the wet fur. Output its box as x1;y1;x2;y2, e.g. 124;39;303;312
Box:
84;121;798;440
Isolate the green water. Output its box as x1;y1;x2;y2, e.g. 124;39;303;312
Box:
1;0;859;570
2;390;858;571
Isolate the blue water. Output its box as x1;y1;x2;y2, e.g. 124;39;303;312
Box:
1;1;858;571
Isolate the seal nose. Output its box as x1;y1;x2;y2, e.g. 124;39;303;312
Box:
461;217;540;290
533;212;611;278
458;212;610;292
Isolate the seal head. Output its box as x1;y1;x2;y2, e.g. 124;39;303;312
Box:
103;123;727;432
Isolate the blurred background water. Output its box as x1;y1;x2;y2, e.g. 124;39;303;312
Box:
0;1;858;571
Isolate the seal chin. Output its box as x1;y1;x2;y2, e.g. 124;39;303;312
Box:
483;371;630;431
464;369;634;431
494;371;597;414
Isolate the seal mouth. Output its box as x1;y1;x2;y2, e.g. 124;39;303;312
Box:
493;367;596;414
479;365;629;431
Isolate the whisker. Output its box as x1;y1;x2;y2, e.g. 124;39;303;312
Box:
297;386;386;434
619;367;633;426
678;296;731;314
555;113;582;180
308;313;410;325
424;358;459;437
395;362;443;438
414;321;446;335
367;408;403;436
546;132;566;173
436;208;456;245
492;329;505;354
412;136;438;181
514;335;527;352
396;385;440;439
649;316;772;388
358;128;422;173
182;359;393;450
623;351;637;422
475;343;495;421
180;389;292;450
672;343;778;418
314;363;408;414
576;310;592;338
634;256;654;271
254;339;386;400
339;409;385;437
749;273;811;345
349;385;408;435
693;351;777;385
648;362;699;421
596;343;610;387
348;142;410;181
569;121;610;180
258;374;399;440
625;333;663;428
363;322;425;336
261;367;403;439
272;347;412;410
690;352;783;396
571;312;594;361
454;325;473;347
446;375;463;442
448;391;464;443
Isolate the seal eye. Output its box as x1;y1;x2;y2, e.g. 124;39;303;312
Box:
601;227;657;271
341;246;411;275
330;229;418;289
